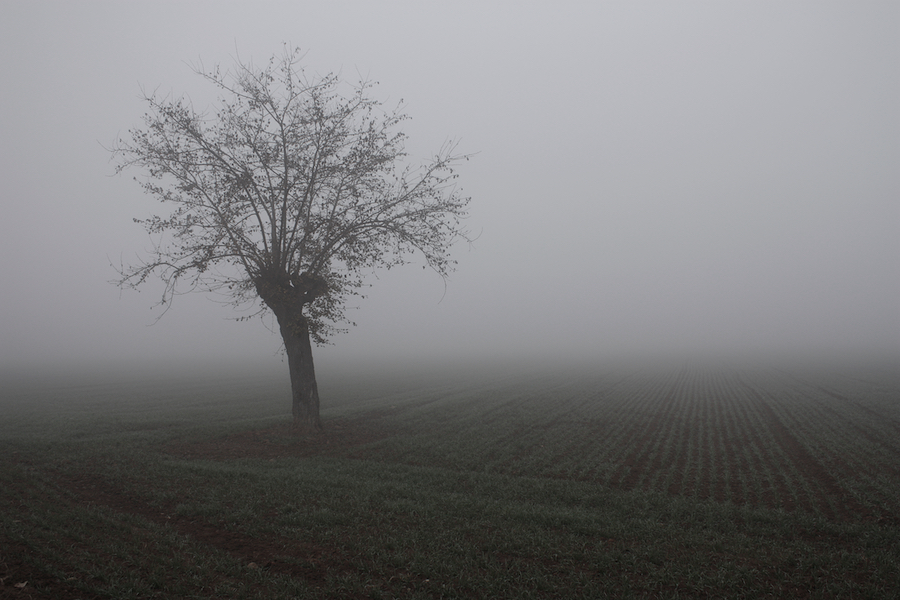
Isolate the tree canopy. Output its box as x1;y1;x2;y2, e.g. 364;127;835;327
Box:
115;48;470;342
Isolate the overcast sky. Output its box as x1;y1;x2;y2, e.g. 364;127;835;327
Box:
1;1;897;373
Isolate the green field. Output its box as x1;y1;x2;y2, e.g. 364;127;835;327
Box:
1;361;899;599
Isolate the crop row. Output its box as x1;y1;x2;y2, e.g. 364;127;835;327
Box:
349;367;900;521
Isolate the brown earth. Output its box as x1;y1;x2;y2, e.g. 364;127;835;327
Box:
165;414;397;461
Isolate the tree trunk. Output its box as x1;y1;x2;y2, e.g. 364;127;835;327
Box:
275;311;322;431
255;271;326;431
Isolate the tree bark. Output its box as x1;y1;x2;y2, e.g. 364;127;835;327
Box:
255;271;326;430
276;310;322;430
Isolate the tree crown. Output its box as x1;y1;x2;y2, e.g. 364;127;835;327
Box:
114;48;471;343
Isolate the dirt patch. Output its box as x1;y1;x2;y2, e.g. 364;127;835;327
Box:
165;413;398;461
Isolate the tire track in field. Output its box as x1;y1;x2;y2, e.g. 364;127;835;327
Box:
775;380;900;519
737;377;868;521
42;466;407;587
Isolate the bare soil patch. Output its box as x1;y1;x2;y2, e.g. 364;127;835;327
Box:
165;413;398;461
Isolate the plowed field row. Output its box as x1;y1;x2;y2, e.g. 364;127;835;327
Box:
359;367;900;522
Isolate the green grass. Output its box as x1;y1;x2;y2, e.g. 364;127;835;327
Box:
1;361;899;598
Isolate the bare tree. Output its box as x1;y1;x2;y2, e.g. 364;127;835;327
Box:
113;49;471;430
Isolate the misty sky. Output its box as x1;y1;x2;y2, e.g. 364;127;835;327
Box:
1;1;897;372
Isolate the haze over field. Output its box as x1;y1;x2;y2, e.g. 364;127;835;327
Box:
1;2;897;375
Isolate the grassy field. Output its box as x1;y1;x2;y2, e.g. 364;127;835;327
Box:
1;360;899;599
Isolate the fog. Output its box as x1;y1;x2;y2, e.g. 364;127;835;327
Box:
1;2;897;377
